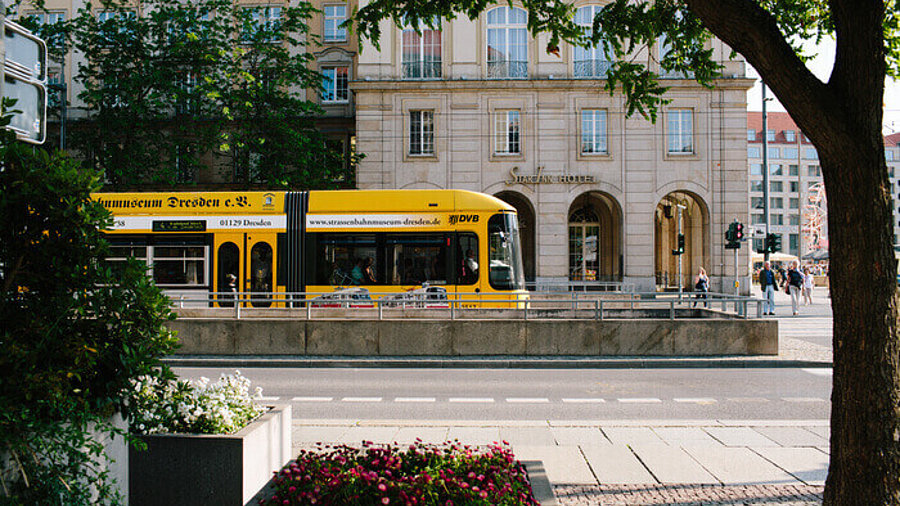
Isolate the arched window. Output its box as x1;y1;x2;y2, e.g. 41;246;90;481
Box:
574;5;609;78
486;7;527;78
401;17;442;79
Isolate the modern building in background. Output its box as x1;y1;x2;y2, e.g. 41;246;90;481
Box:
748;112;900;260
353;4;753;292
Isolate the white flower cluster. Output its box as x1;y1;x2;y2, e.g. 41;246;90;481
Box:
125;370;266;435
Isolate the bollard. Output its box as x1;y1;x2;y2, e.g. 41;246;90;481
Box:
378;300;383;321
670;300;675;320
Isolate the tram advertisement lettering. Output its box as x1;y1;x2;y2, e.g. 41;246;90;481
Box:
152;220;207;232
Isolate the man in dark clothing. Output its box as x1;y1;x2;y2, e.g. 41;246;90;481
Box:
758;261;777;315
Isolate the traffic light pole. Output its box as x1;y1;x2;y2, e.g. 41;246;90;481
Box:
677;204;685;303
762;83;771;262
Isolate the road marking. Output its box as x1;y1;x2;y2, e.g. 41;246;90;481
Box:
258;396;281;401
506;398;549;403
726;397;770;403
449;397;494;403
561;398;607;403
783;397;828;403
617;398;662;403
674;398;717;404
802;368;833;376
342;397;383;402
291;396;333;402
395;397;436;403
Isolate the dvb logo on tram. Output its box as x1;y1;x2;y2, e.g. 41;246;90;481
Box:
449;214;479;225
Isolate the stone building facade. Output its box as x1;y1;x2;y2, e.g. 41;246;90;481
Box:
353;4;754;292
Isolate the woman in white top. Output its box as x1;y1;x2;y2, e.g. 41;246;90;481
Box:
801;266;814;305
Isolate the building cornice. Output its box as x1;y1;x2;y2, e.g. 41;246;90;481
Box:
350;77;756;92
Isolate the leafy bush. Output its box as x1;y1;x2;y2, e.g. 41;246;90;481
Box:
125;371;266;435
259;440;540;506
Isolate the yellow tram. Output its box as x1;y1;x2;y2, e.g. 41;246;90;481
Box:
94;189;527;308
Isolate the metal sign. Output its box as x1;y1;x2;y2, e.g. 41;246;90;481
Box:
3;20;47;144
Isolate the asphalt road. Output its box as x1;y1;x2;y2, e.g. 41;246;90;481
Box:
173;366;831;421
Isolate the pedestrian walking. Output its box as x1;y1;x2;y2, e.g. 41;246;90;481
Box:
758;261;777;315
693;267;709;308
802;266;814;305
787;260;804;315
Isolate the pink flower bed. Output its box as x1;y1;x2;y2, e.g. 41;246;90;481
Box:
258;439;540;505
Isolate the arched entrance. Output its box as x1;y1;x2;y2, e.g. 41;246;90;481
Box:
495;191;536;283
654;191;709;291
567;192;622;284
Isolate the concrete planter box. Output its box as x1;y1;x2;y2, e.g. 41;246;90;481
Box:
129;404;291;506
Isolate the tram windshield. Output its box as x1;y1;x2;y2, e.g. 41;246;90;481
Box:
488;213;525;290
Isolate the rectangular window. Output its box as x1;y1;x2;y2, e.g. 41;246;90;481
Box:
789;164;799;176
766;129;775;142
750;180;763;192
770;164;783;176
790;181;799;193
581;109;608;154
750;164;763;176
782;147;798;159
771;197;783;209
804;147;819;160
107;240;207;286
747;129;756;141
748;146;761;158
751;197;765;209
409;110;435;155
808;181;819;190
401;20;442;79
808;165;821;177
789;197;799;209
887;151;895;162
784;130;796;142
494;110;521;154
243;6;281;43
98;10;136;44
772;214;783;225
770;181;783;192
321;67;349;103
751;214;766;225
753;238;765;252
666;109;693;154
324;5;347;42
789;233;799;255
789;214;800;225
768;147;779;159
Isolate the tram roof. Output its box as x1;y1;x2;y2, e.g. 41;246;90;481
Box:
308;189;515;214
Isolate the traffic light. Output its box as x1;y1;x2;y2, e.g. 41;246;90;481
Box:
765;233;782;253
734;222;744;241
2;20;47;144
672;233;685;255
725;223;735;243
725;221;742;249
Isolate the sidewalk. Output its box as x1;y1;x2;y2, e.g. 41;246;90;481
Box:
292;419;828;505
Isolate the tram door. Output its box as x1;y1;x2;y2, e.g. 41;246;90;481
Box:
214;233;277;308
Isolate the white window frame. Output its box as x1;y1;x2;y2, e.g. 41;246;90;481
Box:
401;18;442;79
580;109;608;154
747;129;756;141
321;66;349;103
244;6;282;43
574;5;609;78
409;110;435;155
784;130;796;142
323;4;347;42
486;7;528;79
666;108;693;154
494;109;521;155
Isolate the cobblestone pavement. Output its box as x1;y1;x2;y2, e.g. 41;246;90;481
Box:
553;484;824;505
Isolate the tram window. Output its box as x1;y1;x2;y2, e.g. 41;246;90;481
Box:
457;233;479;285
106;245;148;276
385;234;448;286
313;234;378;285
153;246;206;286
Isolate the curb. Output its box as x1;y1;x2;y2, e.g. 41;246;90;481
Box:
164;355;832;369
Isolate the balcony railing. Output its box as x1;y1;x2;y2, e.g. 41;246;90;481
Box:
487;60;527;79
574;59;611;78
401;61;442;80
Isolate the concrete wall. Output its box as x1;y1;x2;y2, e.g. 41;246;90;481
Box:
167;318;777;356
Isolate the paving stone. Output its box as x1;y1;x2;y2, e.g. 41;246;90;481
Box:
683;446;801;485
753;426;829;447
652;426;721;446
805;425;831;440
391;427;450;444
602;427;666;445
446;426;502;446
553;484;824;505
704;427;780;447
336;426;401;445
629;443;719;484
514;445;596;485
291;425;351;444
502;426;557;447
753;447;830;485
580;444;657;484
551;427;611;446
